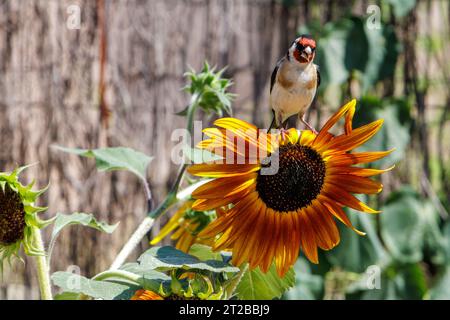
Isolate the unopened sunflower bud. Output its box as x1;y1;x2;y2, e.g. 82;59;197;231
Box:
0;165;50;269
0;184;26;245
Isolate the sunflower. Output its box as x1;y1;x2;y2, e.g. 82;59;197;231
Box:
187;99;393;277
131;289;164;300
0;165;49;270
150;201;216;252
131;271;224;300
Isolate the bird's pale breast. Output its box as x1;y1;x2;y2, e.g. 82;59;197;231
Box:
270;63;317;122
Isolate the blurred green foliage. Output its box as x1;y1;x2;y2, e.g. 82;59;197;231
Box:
302;16;400;92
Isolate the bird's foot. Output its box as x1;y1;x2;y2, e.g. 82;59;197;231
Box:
279;127;289;141
301;117;318;135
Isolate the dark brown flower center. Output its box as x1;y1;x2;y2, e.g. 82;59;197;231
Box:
0;184;26;245
256;143;326;212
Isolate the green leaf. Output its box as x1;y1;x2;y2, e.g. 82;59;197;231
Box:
284;258;323;300
309;16;400;93
51;272;139;300
360;263;427;300
314;19;353;88
387;0;417;18
430;266;450;299
442;222;450;262
138;246;239;273
361;22;398;92
376;25;401;81
381;192;423;263
175;105;190;116
118;264;170;292
235;264;295;300
51;212;118;240
54;146;153;180
354;97;411;166
380;187;445;267
188;244;224;261
344;17;369;72
325;209;379;273
120;263;170;279
54;292;82;300
421;202;446;266
380;187;443;265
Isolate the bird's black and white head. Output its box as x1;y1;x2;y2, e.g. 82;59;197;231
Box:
288;35;317;65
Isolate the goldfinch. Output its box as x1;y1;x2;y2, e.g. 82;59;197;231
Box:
269;35;320;133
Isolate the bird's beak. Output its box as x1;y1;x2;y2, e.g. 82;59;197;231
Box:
301;46;313;62
304;46;312;55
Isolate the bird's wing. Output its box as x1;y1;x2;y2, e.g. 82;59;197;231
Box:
270;58;285;94
268;109;276;130
316;64;321;88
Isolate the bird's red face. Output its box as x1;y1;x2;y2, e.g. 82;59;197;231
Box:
292;36;316;64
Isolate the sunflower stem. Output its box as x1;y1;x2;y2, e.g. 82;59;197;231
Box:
32;227;53;300
109;216;155;270
141;177;153;213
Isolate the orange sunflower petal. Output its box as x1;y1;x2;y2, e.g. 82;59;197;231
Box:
307;203;340;250
328;174;383;194
192;173;257;199
213;118;271;153
315;99;356;143
187;163;260;177
345;100;356;135
233;200;265;266
321;199;366;236
322;185;380;214
321;119;384;153
198;192;259;239
327;165;395;177
326;149;395;166
150;201;193;245
214;117;257;132
297;209;319;263
260;208;278;273
131;290;163;300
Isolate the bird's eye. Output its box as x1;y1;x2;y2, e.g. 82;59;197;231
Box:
295;43;304;51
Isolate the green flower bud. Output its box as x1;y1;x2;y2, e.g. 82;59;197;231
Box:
0;165;51;271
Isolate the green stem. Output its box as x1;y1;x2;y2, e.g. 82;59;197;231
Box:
186;93;200;133
225;263;248;298
32;227;53;300
109;216;156;270
149;164;187;219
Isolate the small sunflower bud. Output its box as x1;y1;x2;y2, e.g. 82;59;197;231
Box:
0;184;26;245
131;272;225;300
1;165;50;268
